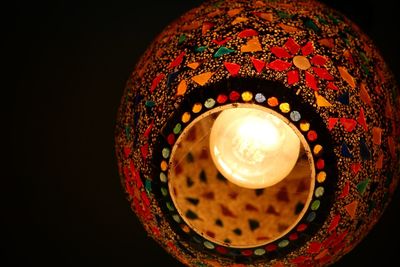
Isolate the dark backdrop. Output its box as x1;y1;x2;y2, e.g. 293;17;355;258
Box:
7;0;400;266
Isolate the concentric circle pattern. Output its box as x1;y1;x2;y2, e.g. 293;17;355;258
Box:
115;0;400;266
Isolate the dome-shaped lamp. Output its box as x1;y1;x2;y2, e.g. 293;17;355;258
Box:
115;0;399;266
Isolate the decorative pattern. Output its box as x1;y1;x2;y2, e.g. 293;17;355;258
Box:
163;93;319;251
115;0;400;266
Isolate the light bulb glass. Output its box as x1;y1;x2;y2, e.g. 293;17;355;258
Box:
209;107;300;189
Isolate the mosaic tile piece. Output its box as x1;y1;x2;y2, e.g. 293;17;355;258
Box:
327;214;340;232
306;72;318;91
169;52;186;69
212;37;232;46
187;62;200;70
232;17;248;25
271;47;291;58
186;209;199;220
341;143;353;158
372;127;382;145
116;0;400;265
253;11;273;21
251;57;265;73
360;138;371;160
338;66;356;88
285;38;300;54
304;18;320;33
191;72;213;85
327;82;338;90
248;219;260;231
150;73;165;93
344;201;358;219
287;70;299;85
238;29;258;38
360;83;372;107
202;22;214;35
214;47;235;58
220;204;236;218
315;92;332;107
176;80;188;96
357;108;368;131
311;55;327;66
337;91;350;105
268;60;292;71
327;118;338;131
223;62;241;76
340;118;357;132
357;179;370;195
241;36;262;52
227;8;242;17
233;228;242;236
245;204;259;212
351;162;362;175
186;197;200;206
279;23;300;33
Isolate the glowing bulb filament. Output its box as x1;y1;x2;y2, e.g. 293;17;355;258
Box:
209;106;300;189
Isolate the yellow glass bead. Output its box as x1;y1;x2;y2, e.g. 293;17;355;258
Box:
161;160;168;171
279;103;290;113
192;103;202;113
317;171;326;183
241;91;253;102
300;121;310;132
182;112;191;123
313;144;323;156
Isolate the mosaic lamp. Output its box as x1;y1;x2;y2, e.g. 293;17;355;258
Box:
115;0;400;266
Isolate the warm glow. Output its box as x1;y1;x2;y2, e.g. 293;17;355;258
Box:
209;107;300;189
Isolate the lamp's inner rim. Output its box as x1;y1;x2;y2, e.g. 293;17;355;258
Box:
167;103;316;248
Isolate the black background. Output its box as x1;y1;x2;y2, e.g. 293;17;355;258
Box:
7;0;400;266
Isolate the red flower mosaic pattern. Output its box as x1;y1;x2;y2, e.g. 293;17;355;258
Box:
268;38;335;91
115;0;400;266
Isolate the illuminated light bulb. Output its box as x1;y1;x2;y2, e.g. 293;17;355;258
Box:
209;107;300;189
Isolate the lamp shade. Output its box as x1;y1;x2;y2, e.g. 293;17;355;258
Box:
115;0;399;266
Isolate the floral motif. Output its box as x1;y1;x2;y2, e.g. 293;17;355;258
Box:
267;38;335;91
116;0;399;266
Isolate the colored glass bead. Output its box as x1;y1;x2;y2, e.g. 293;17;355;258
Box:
300;121;310;131
166;202;175;211
255;93;266;103
192;103;202;113
317;171;326;183
181;112;191;123
217;94;228;104
241;91;253;102
162;147;170;159
313;144;323;156
279;103;290;113
315;187;325;197
161;187;168;196
278;240;289;248
160;172;167;183
160;161;168;171
307;212;317;222
173;123;182;134
204;98;216;109
254;248;266;256
172;215;181;223
311;200;321;210
229;91;240;101
267;97;279;107
290;111;301;122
